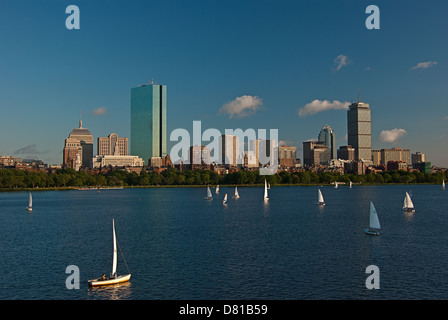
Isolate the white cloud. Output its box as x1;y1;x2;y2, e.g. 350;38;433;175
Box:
379;128;407;143
92;106;107;115
411;61;438;70
333;54;351;71
298;99;350;117
218;95;263;119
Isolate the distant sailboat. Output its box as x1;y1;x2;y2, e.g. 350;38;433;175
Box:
365;201;381;236
215;185;220;194
233;186;240;199
27;192;32;212
264;179;269;201
205;185;213;200
316;188;325;206
222;193;228;205
443;179;446;190
334;181;338;189
88;219;131;286
349;181;352;188
267;183;271;190
403;191;415;213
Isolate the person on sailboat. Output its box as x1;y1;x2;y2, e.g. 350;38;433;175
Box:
101;274;106;281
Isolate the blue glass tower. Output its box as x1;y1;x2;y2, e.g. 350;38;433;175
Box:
131;83;167;165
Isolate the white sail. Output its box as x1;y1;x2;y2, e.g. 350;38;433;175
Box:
206;186;213;199
112;219;117;278
215;185;219;194
369;201;381;230
317;189;324;204
443;180;445;190
28;192;32;208
334;181;338;189
264;179;269;200
223;193;228;204
349;181;352;188
234;186;240;199
403;192;414;209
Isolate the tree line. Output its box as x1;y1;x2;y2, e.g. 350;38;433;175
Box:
0;168;447;189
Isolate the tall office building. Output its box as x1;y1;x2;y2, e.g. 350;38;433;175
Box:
189;145;211;170
278;145;297;167
411;152;426;165
318;124;336;160
63;119;93;169
337;145;355;161
98;133;128;156
302;141;330;167
347;100;371;161
63;137;83;171
220;135;240;167
131;83;167;165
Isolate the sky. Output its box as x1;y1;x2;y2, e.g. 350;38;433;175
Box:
0;0;447;167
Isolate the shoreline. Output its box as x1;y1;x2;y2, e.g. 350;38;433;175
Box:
0;182;442;192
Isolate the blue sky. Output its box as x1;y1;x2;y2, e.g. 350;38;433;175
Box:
1;0;447;167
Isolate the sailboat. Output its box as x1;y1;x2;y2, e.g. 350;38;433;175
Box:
334;181;338;189
222;193;228;205
27;192;32;212
316;188;325;206
267;183;271;190
365;201;381;236
88;219;131;286
233;186;240;199
443;179;446;190
349;181;352;189
205;185;213;200
263;179;269;201
215;185;220;194
403;191;415;213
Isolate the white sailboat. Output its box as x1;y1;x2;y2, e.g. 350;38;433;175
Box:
403;191;415;213
365;201;381;236
233;186;240;199
222;193;228;205
349;181;352;189
88;219;131;286
443;179;445;190
334;181;338;189
205;185;213;200
27;192;32;212
267;183;271;190
215;185;220;194
263;179;269;201
316;188;325;206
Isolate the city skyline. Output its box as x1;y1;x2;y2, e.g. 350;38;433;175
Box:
1;1;447;167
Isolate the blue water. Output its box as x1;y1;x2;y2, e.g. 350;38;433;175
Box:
1;185;447;300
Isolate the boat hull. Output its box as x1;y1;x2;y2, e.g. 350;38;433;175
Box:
204;197;213;200
88;274;131;287
403;208;415;213
365;229;379;236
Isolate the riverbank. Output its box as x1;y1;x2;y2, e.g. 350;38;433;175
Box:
1;182;444;192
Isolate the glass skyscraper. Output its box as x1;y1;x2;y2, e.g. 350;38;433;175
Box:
131;83;167;165
318;124;336;160
347;101;371;161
